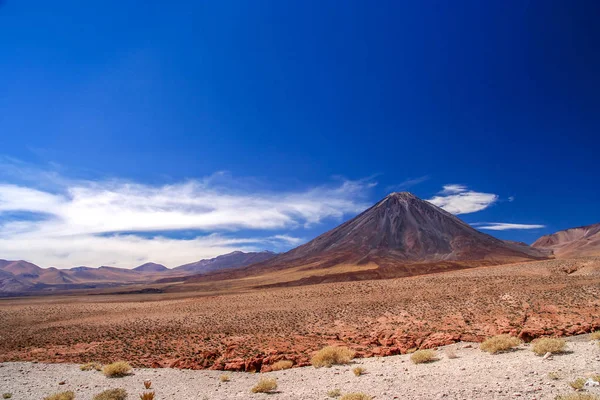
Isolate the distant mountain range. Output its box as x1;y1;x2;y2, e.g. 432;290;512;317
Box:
533;222;600;258
0;251;277;295
174;251;276;274
2;192;598;295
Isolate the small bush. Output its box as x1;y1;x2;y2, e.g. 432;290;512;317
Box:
444;346;457;359
410;349;437;364
340;393;372;400
569;378;586;390
548;371;561;380
44;392;75;400
93;388;127;400
3;394;12;399
220;374;230;382
352;366;365;376
270;360;293;371
251;377;277;393
80;362;102;371
102;361;132;378
532;338;567;356
311;346;356;368
143;380;152;389
591;331;600;341
555;394;600;400
139;392;155;400
327;389;341;398
480;335;521;354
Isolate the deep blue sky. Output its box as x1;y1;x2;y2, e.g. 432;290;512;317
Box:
1;1;599;266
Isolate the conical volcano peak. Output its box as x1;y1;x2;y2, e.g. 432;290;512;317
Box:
243;190;548;273
386;191;417;199
376;191;423;209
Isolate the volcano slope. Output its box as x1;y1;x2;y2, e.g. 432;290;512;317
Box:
0;256;598;371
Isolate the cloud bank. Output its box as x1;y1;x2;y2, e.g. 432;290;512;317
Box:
428;184;498;214
0;169;373;268
472;222;546;231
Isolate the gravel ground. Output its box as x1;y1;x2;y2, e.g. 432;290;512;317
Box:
1;338;599;400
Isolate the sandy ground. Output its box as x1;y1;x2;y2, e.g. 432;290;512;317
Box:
1;337;599;400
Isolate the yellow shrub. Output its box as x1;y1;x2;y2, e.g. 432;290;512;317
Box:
480;335;521;354
80;362;102;371
569;378;586;390
251;377;277;393
555;394;600;400
139;393;155;400
352;366;365;376
44;392;75;400
327;388;341;398
270;360;293;371
92;388;127;400
102;361;132;378
311;346;356;368
531;338;567;356
220;374;230;382
410;349;437;364
590;331;600;340
340;393;372;400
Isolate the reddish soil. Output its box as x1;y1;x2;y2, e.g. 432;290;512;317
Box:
0;257;599;372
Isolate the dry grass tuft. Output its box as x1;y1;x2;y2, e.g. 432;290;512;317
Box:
327;389;341;398
569;378;586;390
311;346;356;368
220;374;231;382
92;388;127;400
339;393;372;400
591;331;600;341
532;338;567;356
555;394;600;400
44;392;75;400
80;362;102;371
102;361;132;378
270;360;293;371
251;377;277;393
139;392;155;400
480;335;521;354
548;371;561;380
410;349;438;364
444;346;457;359
143;380;152;389
2;394;12;399
352;366;365;376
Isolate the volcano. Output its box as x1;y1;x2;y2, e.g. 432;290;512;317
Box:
187;192;548;286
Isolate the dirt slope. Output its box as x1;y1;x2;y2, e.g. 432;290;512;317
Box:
533;222;600;258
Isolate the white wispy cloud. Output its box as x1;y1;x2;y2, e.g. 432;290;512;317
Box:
0;163;374;268
472;222;546;231
385;175;430;192
428;184;498;214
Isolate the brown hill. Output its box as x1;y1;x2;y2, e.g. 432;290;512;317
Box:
0;260;43;277
185;192;547;288
174;251;277;274
134;262;168;272
533;222;600;258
